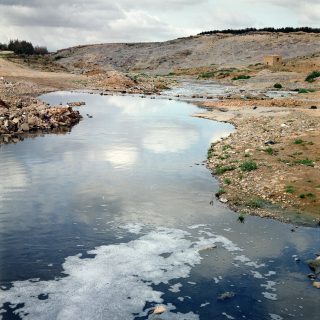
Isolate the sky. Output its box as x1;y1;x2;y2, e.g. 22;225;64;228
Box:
0;0;319;51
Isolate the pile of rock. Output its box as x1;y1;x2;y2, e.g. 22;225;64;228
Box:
0;103;82;144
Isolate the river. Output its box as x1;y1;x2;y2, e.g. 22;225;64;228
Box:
0;92;319;319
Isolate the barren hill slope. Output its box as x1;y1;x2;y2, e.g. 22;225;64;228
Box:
53;32;320;74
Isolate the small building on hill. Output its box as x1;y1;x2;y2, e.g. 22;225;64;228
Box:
264;55;283;66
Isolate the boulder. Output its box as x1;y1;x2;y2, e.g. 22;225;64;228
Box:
20;123;30;131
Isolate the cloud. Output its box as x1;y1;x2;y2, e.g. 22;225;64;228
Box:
0;0;318;50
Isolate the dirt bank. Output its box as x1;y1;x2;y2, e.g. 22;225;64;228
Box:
196;93;320;225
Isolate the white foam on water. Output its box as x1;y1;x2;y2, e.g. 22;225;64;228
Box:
269;313;283;320
188;224;208;230
120;223;144;234
200;302;210;308
169;283;182;293
262;292;278;301
251;271;264;279
222;312;235;319
234;255;265;269
0;227;242;320
261;281;277;292
213;277;220;284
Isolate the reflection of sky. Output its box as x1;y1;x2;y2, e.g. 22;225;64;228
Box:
0;93;319;319
143;124;199;154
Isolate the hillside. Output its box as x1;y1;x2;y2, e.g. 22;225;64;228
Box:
53;32;320;74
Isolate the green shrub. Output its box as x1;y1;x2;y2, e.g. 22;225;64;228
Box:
285;185;295;194
305;71;320;83
297;88;316;94
246;198;264;208
265;147;274;155
296;159;314;167
232;75;251;80
240;160;258;171
215;165;236;175
222;144;232;151
274;83;283;89
299;194;306;199
215;188;226;197
207;148;214;159
224;178;232;185
198;72;215;79
294;139;304;145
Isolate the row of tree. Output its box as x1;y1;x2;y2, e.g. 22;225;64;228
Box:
199;27;320;36
0;40;48;55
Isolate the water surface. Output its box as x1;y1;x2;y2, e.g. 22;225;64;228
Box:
0;93;319;320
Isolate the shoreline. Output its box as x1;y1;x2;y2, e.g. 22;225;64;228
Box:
195;97;320;227
1;56;319;226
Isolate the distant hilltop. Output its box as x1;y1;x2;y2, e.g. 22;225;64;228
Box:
199;27;320;36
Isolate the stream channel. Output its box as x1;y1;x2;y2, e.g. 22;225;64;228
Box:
0;90;319;319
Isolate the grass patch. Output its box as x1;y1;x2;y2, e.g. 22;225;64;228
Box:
222;144;232;151
307;193;315;198
294;139;304;145
296;88;316;94
224;178;232;185
198;72;215;79
274;83;283;89
264;147;274;155
215;188;226;197
232;75;251;81
305;71;320;83
215;165;236;175
296;159;314;167
246;198;264;208
207;148;214;159
218;154;231;160
299;193;315;199
285;185;295;194
240;160;258;172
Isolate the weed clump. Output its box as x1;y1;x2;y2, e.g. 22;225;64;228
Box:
294;139;304;145
285;185;295;194
198;72;215;79
215;165;236;175
246;198;264;208
240;160;258;172
305;71;320;83
232;75;251;81
274;83;283;89
296;159;314;167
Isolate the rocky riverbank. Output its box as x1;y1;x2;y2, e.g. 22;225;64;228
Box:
197;94;320;225
0;77;82;144
0;57;172;145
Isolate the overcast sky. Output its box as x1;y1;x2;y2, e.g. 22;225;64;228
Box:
0;0;319;51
